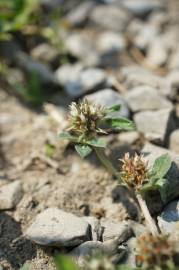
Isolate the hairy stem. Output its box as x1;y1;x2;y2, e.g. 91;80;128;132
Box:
93;147;120;180
136;193;159;236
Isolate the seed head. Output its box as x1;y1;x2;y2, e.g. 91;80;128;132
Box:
120;152;149;190
68;99;106;137
136;233;177;269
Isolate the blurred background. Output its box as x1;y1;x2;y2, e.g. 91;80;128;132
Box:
0;0;179;108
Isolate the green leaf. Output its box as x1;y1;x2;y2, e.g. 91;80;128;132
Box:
105;117;135;130
140;178;169;202
59;132;78;143
87;138;107;148
75;144;92;158
55;255;80;270
107;104;121;113
45;143;55;158
154;178;169;202
150;154;172;180
140;182;155;194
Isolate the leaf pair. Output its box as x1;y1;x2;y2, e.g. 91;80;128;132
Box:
59;132;107;158
59;103;135;158
140;153;172;202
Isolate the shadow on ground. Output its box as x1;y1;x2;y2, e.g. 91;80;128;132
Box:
0;212;37;269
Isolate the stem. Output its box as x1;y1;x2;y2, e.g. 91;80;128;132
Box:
93;147;120;180
136;193;159;236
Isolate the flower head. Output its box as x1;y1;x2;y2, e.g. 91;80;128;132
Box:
120;152;149;190
68;99;106;137
136;233;177;269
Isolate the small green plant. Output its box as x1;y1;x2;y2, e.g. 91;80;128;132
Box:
59;100;172;236
14;71;44;106
59;99;134;178
0;0;40;40
119;152;172;235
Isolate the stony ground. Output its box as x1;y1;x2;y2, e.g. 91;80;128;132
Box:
0;0;179;269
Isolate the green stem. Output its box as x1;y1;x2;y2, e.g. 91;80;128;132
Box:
93;147;120;180
136;193;160;236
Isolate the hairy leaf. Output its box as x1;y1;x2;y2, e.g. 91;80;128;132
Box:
87;137;107;148
150;154;172;180
107;104;121;113
154;178;169;202
105;117;135;130
59;131;78;143
75;144;92;158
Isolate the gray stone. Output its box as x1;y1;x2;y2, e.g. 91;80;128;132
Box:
97;32;126;54
65;1;94;26
142;143;179;212
158;200;179;234
70;239;126;266
86;89;129;118
147;36;168;67
31;43;58;63
26;208;90;247
170;129;179;154
125;85;172;112
134;108;173;141
169;48;179;70
121;0;165;16
102;221;132;243
65;33;98;66
121;65;166;92
90;5;131;32
83;216;102;241
55;65;106;97
166;70;179;100
129;221;148;237
16;52;56;84
134;24;158;50
0;180;23;210
118;131;139;145
122;237;136;267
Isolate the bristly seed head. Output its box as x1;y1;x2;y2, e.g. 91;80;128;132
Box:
120;152;149;190
68;99;106;137
136;233;177;269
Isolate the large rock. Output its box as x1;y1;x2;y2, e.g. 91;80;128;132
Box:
169;129;179;153
134;108;174;142
158;200;179;234
125;85;172;112
102;221;132;243
142;143;179;213
55;65;106;97
26;208;91;247
86;89;129;118
0;181;23;210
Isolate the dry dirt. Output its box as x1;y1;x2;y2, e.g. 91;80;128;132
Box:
0;89;140;270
